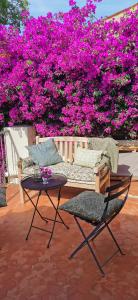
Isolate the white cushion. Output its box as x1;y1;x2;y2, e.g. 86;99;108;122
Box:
74;147;103;168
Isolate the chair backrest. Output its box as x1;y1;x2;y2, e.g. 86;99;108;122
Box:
105;175;132;204
36;136;89;163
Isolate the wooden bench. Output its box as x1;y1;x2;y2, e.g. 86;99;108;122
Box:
18;136;110;203
117;140;138;153
118;145;138;152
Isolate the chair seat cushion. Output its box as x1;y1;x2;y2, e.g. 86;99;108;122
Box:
59;191;123;223
0;187;7;207
23;162;95;184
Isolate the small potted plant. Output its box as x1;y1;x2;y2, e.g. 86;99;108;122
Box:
40;166;53;184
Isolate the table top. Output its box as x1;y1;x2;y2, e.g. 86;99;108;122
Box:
21;174;67;191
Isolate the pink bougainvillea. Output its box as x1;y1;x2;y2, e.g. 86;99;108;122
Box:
0;0;138;138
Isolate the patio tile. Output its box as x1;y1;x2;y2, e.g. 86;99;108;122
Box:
0;182;138;300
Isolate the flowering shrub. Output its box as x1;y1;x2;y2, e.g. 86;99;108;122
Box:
40;167;53;178
0;1;138;139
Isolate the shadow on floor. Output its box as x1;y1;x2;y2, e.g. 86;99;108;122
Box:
0;184;138;300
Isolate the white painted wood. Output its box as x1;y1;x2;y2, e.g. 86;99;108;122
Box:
4;126;35;182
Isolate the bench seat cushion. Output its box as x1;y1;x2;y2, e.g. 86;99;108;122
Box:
23;162;95;184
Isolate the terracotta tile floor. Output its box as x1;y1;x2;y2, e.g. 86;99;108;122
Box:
0;181;138;300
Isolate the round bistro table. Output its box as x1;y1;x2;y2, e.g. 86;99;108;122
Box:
21;174;69;248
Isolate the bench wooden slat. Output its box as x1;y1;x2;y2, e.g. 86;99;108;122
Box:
74;141;78;157
80;141;83;148
64;141;68;162
84;141;88;149
69;142;73;163
59;141;64;157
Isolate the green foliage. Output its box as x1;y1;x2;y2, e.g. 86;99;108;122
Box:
0;0;29;28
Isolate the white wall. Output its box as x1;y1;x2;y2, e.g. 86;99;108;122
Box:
4;126;35;182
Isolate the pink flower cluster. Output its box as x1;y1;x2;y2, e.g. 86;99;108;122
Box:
0;1;137;139
40;166;53;178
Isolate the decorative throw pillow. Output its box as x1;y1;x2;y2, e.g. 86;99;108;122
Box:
74;147;103;168
27;139;63;167
0;187;7;207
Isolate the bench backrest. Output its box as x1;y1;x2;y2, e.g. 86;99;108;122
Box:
36;136;89;163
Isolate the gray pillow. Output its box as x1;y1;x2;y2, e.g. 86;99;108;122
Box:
0;187;7;207
27;139;63;167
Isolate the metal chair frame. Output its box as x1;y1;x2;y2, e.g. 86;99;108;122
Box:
68;176;132;276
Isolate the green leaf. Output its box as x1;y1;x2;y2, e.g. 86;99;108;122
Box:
26;60;33;65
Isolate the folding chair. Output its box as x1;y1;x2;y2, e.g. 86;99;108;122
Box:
59;176;132;276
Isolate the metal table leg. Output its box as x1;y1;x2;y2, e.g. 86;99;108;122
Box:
24;189;49;240
24;187;69;246
46;187;69;248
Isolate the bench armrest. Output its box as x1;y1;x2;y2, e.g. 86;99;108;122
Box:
18;157;34;179
94;162;106;174
94;158;110;193
94;156;110;174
